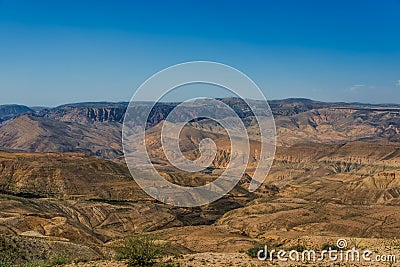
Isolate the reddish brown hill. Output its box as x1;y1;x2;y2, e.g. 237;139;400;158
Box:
0;114;122;159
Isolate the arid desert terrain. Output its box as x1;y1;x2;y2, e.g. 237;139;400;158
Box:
1;98;400;266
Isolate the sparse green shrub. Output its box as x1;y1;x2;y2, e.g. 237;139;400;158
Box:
23;261;47;267
286;239;308;252
287;244;308;252
246;246;266;258
0;236;18;267
50;255;72;266
321;243;340;251
116;233;165;266
349;238;362;249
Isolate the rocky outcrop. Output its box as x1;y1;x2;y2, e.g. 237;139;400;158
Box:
38;103;128;123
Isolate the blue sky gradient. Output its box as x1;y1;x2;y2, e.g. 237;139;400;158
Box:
0;0;399;106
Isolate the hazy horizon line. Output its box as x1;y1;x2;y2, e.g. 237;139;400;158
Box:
2;97;400;109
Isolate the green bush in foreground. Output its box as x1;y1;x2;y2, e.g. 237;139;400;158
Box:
246;246;266;258
50;255;72;266
321;243;340;251
0;236;18;267
23;261;47;267
116;233;165;267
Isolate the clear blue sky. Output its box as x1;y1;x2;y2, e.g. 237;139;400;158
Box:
0;0;399;106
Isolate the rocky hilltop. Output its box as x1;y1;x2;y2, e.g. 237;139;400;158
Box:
38;102;128;123
0;104;33;123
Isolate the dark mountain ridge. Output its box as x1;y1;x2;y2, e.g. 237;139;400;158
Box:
2;98;400;125
0;104;34;123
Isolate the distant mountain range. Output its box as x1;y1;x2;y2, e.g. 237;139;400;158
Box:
2;98;400;123
1;98;400;159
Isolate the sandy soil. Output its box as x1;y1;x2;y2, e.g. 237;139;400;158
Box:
66;250;399;267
